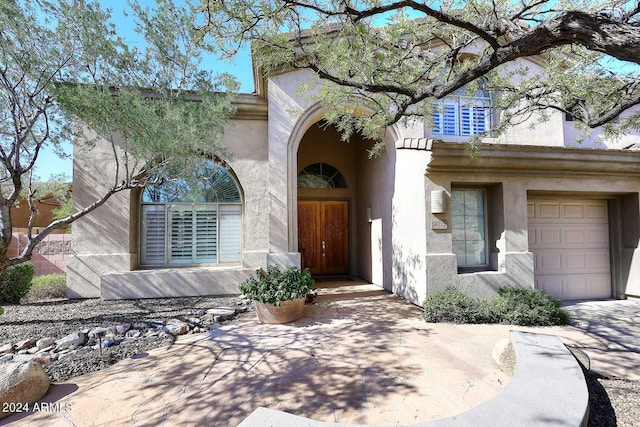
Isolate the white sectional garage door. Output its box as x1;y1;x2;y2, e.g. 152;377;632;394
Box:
528;199;611;300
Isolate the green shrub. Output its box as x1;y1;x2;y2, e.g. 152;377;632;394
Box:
423;287;492;324
0;306;3;316
0;263;35;304
240;266;314;306
25;274;67;301
492;287;570;326
423;286;570;326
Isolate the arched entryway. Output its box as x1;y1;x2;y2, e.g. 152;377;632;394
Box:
293;120;397;287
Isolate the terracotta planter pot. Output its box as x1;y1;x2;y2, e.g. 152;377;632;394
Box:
254;298;305;324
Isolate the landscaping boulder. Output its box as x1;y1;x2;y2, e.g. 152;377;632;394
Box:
35;337;55;350
163;319;189;336
55;331;87;349
0;361;50;420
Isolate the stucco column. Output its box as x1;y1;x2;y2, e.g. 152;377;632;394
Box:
264;78;307;267
498;181;535;288
67;127;134;298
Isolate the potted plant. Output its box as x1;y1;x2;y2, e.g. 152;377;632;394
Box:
240;266;314;324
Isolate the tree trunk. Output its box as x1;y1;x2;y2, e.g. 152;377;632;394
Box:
0;202;13;275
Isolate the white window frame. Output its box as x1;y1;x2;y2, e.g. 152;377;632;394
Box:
451;189;489;270
433;94;492;137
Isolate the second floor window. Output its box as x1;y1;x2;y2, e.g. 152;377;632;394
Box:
432;88;492;137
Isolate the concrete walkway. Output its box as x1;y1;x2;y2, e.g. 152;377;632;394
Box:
1;282;639;426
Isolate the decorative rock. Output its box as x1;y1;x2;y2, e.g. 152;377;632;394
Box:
0;361;50;420
55;332;87;349
116;324;131;335
11;354;39;363
14;338;36;351
35;337;55;350
0;354;13;362
162;319;189;335
34;355;53;364
0;344;12;355
206;308;236;321
36;346;54;355
132;322;148;330
200;313;214;323
89;327;108;338
102;339;115;348
126;330;141;338
195;309;205;316
148;320;164;329
235;306;248;314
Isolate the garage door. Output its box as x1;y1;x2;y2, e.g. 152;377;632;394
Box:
528;199;611;300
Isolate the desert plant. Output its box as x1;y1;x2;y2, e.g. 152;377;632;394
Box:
423;287;492;324
0;262;35;304
24;274;67;301
240;266;314;306
423;286;569;326
491;287;570;326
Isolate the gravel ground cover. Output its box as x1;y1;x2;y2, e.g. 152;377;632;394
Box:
1;297;638;425
0;296;243;382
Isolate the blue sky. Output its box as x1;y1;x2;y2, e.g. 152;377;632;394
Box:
35;0;254;181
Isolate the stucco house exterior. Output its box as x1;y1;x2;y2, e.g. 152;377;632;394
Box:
67;52;640;304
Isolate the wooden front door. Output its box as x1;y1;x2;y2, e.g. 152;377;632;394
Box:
298;200;349;275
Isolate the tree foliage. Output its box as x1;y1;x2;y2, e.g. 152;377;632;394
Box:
0;0;237;269
199;0;640;153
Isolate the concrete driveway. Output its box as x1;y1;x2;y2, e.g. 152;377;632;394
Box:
560;299;640;380
1;282;639;426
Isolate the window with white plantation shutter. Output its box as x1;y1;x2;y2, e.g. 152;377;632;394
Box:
140;161;242;266
219;205;242;262
432;86;492;137
433;103;458;136
195;206;218;263
168;207;195;264
461;105;490;136
140;205;166;265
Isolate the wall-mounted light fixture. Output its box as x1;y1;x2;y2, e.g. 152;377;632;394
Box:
431;190;446;214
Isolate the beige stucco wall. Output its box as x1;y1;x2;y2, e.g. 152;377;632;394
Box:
67;114;270;298
68;58;640;302
419;143;640;303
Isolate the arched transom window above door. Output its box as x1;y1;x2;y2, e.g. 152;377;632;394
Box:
297;163;347;189
140;160;242;266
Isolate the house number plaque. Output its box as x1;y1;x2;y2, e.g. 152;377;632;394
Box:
431;218;448;230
